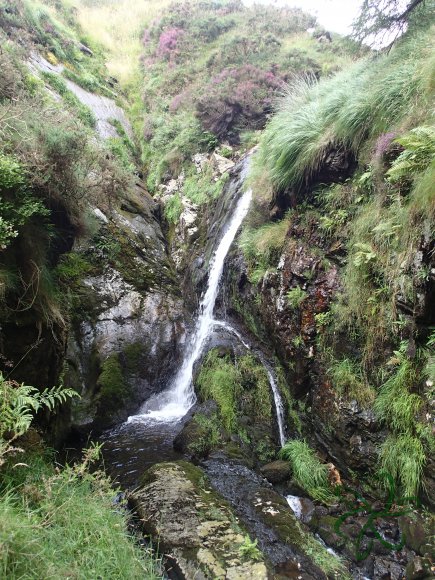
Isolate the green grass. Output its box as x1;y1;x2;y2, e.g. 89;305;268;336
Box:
196;350;241;432
327;356;375;406
279;440;334;503
378;434;425;499
0;451;161;579
196;350;273;435
239;214;291;283
257;26;434;193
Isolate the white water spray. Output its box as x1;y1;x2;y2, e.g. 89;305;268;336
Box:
130;188;252;423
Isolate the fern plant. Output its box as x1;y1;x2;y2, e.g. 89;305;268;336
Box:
387;126;435;183
0;373;78;466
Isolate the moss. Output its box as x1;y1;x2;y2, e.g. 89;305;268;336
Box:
122;342;144;375
97;354;129;411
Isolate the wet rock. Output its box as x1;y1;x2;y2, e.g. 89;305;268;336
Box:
260;460;292;484
211;152;235;175
66;268;184;431
205;459;350;578
405;556;433;579
129;461;268;579
399;512;435;556
374;557;408;579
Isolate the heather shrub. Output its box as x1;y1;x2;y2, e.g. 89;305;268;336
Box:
196;65;284;140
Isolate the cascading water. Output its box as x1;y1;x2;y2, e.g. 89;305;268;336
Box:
129;188;252;423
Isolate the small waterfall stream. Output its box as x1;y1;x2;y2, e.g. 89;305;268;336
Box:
102;173;287;486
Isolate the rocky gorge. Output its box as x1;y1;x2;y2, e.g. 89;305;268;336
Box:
0;1;434;579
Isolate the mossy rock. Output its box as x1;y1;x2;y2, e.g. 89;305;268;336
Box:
97;353;130;413
130;461;268;579
252;488;350;579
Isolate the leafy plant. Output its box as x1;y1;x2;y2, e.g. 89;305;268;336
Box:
238;536;262;562
387;126;435;183
0;373;78;467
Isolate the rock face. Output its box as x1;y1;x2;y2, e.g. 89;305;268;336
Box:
66;186;186;433
129;461;268;579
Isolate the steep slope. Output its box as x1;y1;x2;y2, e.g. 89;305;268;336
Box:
227;24;434;504
0;0;183;436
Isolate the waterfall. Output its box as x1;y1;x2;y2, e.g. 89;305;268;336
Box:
130;188;252;423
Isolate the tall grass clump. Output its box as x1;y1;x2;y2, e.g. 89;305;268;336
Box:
258;26;434;192
374;342;429;497
0;450;161;579
279;440;334;503
327;356;375;406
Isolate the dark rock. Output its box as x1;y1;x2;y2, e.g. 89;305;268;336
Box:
399;512;435;556
260;460;292;484
374;557;406;580
205;458;350;578
405;556;433;579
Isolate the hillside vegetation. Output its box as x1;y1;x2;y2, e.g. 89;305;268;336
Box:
136;0;356;193
242;20;435;499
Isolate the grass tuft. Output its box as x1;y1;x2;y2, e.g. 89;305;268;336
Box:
279;440;334;503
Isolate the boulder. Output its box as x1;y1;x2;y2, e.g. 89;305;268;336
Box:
129;461;268;579
260;460;292;484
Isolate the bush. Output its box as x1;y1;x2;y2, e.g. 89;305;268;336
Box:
196;65;283;140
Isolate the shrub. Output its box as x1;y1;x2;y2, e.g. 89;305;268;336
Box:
0;153;49;250
156;27;184;61
196;65;284;140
